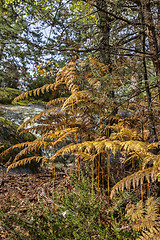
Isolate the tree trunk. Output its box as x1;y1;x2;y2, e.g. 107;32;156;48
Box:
95;0;111;66
142;0;160;100
140;5;158;142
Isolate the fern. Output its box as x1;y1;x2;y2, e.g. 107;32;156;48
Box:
126;198;160;240
13;83;55;103
110;164;159;199
7;156;49;172
1;59;159;210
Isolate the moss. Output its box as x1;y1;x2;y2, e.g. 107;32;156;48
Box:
0;88;22;104
0;87;48;106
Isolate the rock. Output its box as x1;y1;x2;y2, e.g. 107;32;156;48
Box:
0;117;40;173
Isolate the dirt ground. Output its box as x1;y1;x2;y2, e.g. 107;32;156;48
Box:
0;167;68;239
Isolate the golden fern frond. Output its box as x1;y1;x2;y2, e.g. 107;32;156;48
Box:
13;83;55;103
0;142;33;158
61;90;92;111
44;128;78;147
17;107;60;131
110;127;138;141
7;156;49;172
13;141;53;162
110;164;160;198
13;128;78;162
56;62;79;94
123;152;138;165
94;140;120;155
89;57;109;74
126;198;160;239
138;226;160;240
124;152;160;169
63;62;79;93
142;153;160;169
43;127;78;140
121;140;147;153
126;200;144;222
147;142;160;150
50;143;74;161
145;197;160;224
48;119;74;132
50;140;121;161
55;65;66;82
19;125;52;135
46;97;68;108
87;78;101;89
39;111;66;125
74;151;96;161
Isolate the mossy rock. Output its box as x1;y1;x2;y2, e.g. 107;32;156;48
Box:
0;117;41;172
0;88;22;104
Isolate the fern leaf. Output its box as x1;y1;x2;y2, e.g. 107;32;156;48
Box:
110;164;160;198
138;226;160;240
126;198;160;240
61;90;92;111
121;140;147;153
19;125;52;135
13;83;55;103
50;140;121;162
18;107;60;131
46;97;68;108
7;156;49;172
142;153;160;169
0;142;33;158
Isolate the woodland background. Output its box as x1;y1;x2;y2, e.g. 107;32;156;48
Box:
0;0;160;239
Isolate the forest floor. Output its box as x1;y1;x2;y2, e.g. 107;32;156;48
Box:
0;167;67;239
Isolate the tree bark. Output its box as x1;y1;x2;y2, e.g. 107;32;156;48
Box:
95;0;111;66
140;5;158;142
142;0;160;100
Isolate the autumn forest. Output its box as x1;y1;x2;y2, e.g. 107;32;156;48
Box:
0;0;160;239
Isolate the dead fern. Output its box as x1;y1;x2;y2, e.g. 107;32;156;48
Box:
0;59;158;209
126;197;160;240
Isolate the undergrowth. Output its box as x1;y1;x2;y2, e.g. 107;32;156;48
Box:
0;168;138;240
